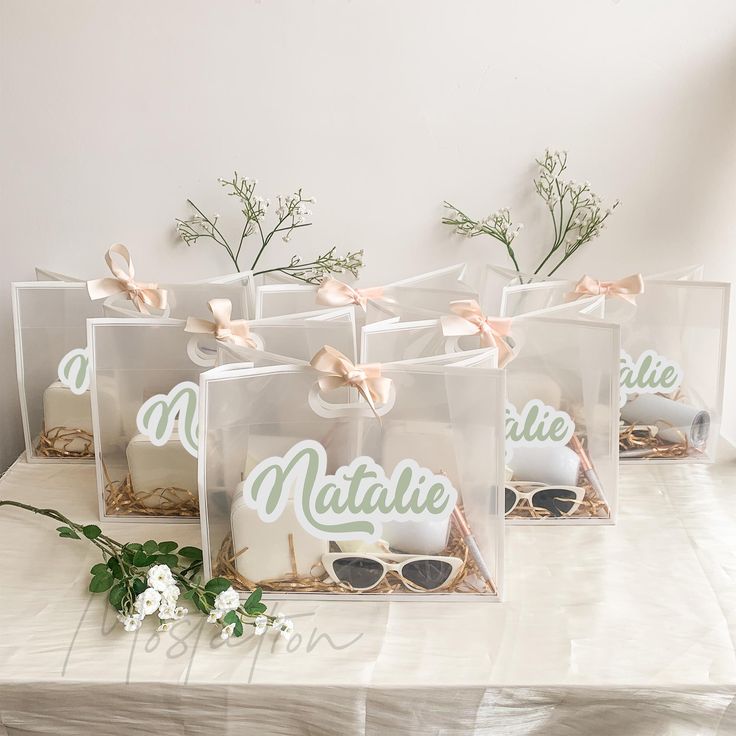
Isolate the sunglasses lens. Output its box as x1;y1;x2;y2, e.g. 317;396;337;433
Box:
331;557;384;589
505;486;518;514
401;559;454;591
531;488;579;517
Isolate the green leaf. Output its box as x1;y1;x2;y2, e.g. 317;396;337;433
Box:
233;619;244;637
108;583;126;609
56;526;80;539
141;555;159;567
82;525;102;540
246;601;267;615
107;558;123;579
180;588;196;600
126;543;142;552
132;550;148;567
157;541;178;554
89;572;114;593
131;578;146;595
223;610;239;626
192;593;209;614
244;587;262;609
179;546;203;560
156;554;179;568
205;577;231;594
90;563;108;576
143;540;158;555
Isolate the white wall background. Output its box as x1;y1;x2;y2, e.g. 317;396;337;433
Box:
1;0;736;471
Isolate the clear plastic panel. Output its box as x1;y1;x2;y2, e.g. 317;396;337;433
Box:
103;272;255;321
501;276;729;463
199;362;505;600
88;318;207;521
647;264;704;281
207;310;358;366
614;280;728;464
12;282;105;463
477;264;550;314
361;313;620;524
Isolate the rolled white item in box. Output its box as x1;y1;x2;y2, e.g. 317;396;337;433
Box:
126;431;198;508
42;381;93;453
621;394;710;447
507;372;563;410
231;491;328;582
509;445;581;486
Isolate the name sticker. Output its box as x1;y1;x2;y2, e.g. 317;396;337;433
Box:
619;349;683;407
136;381;199;458
58;347;90;395
505;399;575;458
241;440;457;541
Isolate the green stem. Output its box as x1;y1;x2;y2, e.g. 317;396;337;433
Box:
187;200;239;272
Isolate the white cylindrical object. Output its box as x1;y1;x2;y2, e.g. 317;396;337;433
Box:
621;394;710;447
381;518;451;555
509;445;581;486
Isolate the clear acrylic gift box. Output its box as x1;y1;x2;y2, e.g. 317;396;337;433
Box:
12;281;106;463
87;310;357;521
362;300;620;524
501;273;729;463
255;264;477;322
102;272;256;321
198;357;506;600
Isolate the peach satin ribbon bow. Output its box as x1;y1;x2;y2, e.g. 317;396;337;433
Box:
86;244;168;314
316;278;384;311
565;274;644;305
441;300;513;365
184;298;257;347
309;345;392;418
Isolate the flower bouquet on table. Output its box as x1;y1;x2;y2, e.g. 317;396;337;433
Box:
500;269;729;463
87;300;357;521
198;346;506;600
0;499;292;642
362;296;620;524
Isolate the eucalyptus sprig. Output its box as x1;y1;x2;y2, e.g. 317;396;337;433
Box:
443;149;619;277
176;173;364;284
0;500;292;641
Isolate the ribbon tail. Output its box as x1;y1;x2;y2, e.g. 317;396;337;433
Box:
356;382;380;422
87;277;124;301
184;318;215;335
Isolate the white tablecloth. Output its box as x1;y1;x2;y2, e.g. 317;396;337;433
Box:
1;453;736;735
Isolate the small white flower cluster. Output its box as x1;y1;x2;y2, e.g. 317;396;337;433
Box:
116;564;188;633
206;586;294;641
274;192;316;241
444;204;522;244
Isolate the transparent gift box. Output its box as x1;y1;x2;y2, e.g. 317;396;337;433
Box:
362;299;620;524
198;355;505;600
88;309;357;521
501;271;730;463
12;281;106;462
255;264;477;323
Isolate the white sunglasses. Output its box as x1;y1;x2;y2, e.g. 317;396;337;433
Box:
322;552;463;592
505;482;585;517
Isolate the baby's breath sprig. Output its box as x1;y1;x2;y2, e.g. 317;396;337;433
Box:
176;173;363;283
256;247;365;284
443;149;619;277
0;499;293;642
